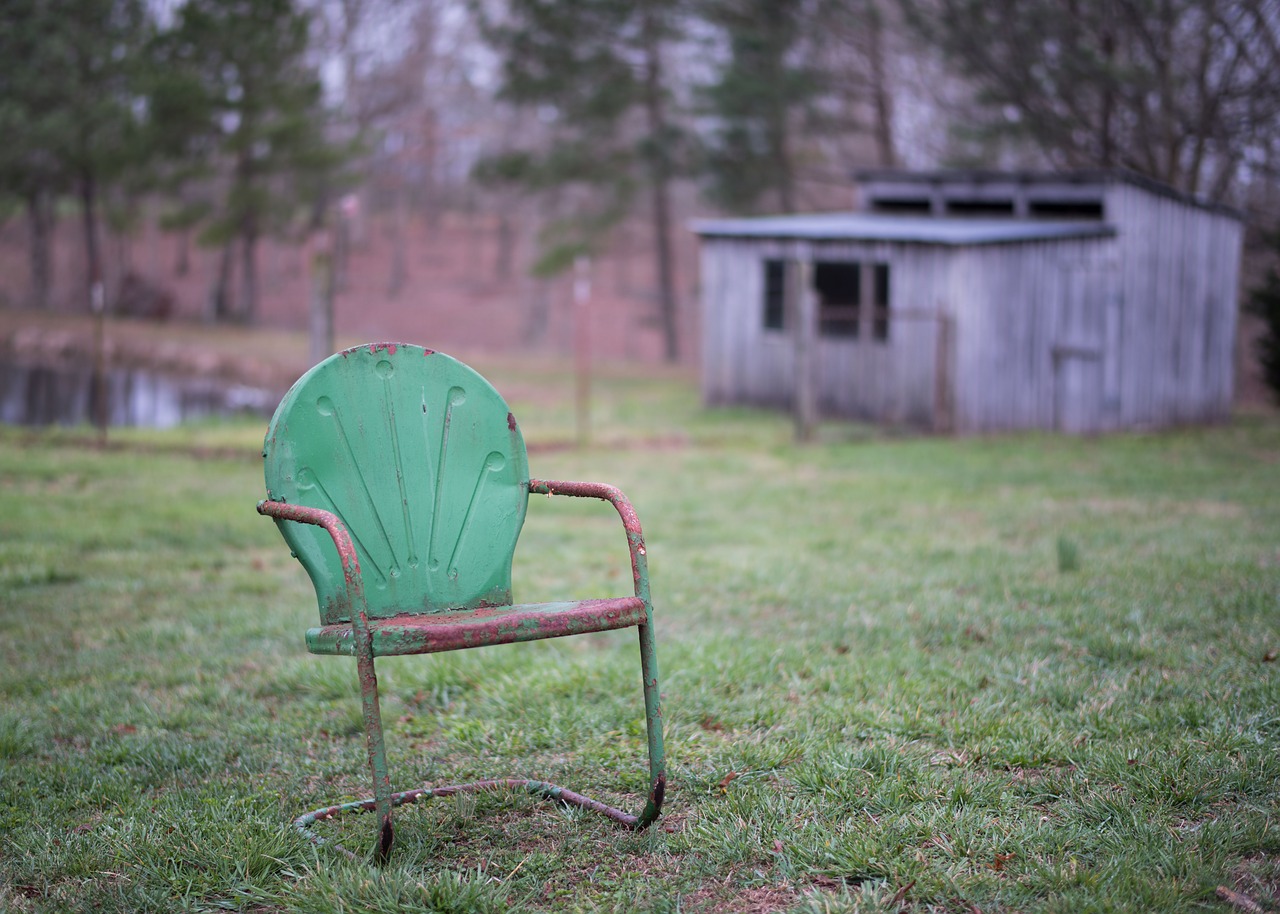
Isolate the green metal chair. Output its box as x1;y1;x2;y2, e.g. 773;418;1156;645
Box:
258;343;665;862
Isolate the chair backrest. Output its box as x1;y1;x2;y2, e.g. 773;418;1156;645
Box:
263;343;529;624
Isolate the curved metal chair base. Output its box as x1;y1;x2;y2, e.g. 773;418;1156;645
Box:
296;778;659;862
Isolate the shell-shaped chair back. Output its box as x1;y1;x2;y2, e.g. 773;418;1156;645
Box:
263;344;529;623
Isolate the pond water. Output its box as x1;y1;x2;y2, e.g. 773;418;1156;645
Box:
0;362;279;429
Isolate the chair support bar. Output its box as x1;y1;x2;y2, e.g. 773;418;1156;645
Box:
526;478;666;829
294;778;653;862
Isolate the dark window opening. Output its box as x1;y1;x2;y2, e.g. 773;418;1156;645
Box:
946;199;1015;217
1028;200;1104;219
815;261;860;338
762;259;787;331
872;263;890;341
871;197;931;215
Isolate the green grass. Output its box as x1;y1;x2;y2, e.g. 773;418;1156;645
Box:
1;371;1278;913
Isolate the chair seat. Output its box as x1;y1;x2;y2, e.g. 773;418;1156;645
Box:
306;597;648;657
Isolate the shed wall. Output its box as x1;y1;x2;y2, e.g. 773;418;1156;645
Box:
1104;183;1241;426
950;237;1118;433
700;238;795;410
698;179;1242;433
700;239;950;426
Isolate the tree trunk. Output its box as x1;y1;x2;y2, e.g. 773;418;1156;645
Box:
494;211;515;281
767;89;796;213
648;164;680;363
334;206;350;293
388;194;407;297
640;2;681;362
80;172;103;314
767;58;796;212
867;0;897;168
421;107;441;237
113;222;132;284
25;188;53;310
208;241;234;323
239;229;258;324
81;170;108;443
175;227;191;277
310;236;335;364
1099;27;1115;166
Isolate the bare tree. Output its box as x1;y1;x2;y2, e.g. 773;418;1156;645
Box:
902;0;1280;202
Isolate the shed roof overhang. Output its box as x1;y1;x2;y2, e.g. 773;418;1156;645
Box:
691;213;1117;245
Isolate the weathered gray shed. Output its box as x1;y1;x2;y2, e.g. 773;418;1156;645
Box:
693;170;1243;434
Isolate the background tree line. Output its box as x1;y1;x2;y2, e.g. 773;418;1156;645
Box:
3;0;1279;371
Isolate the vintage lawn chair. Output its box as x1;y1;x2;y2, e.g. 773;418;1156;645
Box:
258;343;665;862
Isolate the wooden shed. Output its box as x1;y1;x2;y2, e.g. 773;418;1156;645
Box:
693;170;1243;434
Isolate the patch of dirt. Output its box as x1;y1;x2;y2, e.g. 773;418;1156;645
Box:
682;882;801;914
1224;854;1280;912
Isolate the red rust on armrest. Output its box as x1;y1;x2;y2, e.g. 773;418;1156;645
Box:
306;596;648;657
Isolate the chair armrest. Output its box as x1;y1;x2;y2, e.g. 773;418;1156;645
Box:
527;480;653;606
257;500;370;622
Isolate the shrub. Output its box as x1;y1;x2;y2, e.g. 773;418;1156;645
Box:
1246;228;1280;406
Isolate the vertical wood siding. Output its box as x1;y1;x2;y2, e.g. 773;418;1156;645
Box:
809;241;946;426
951;237;1114;433
700;238;810;410
1105;183;1240;428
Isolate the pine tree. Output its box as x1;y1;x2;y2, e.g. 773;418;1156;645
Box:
152;0;339;324
697;0;827;215
0;0;149;311
477;0;687;361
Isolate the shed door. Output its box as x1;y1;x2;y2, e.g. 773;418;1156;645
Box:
1053;265;1107;434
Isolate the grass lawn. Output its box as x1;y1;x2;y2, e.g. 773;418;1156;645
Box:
1;361;1278;913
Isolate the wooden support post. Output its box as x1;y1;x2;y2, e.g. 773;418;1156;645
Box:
793;259;817;442
933;311;954;434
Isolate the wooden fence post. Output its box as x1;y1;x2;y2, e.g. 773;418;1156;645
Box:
794;259;817;442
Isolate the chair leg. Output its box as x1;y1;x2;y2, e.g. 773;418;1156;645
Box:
354;639;395;863
635;620;667;826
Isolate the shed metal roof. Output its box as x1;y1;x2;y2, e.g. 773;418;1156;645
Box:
691;213;1117;245
854;168;1244;220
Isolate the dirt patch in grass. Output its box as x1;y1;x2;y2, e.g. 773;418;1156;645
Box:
1224;854;1280;912
683;882;800;914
